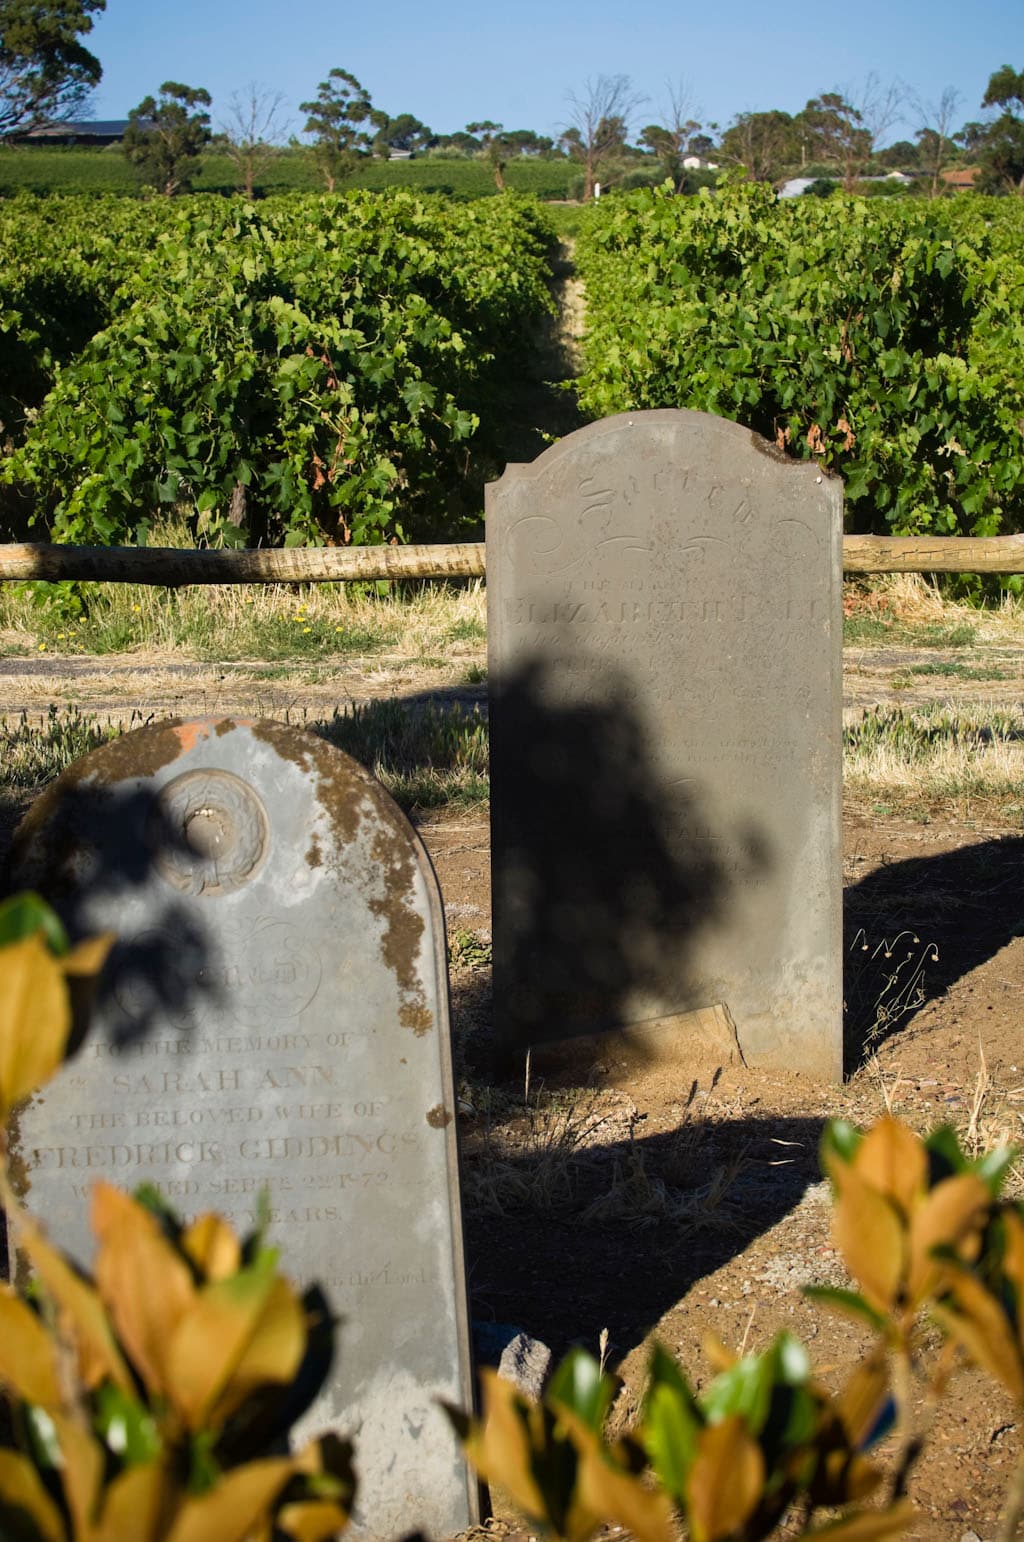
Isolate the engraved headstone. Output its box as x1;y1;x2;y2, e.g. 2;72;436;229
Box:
10;718;477;1539
487;410;843;1080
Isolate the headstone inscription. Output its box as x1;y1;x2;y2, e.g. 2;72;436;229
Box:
9;717;477;1540
487;409;843;1081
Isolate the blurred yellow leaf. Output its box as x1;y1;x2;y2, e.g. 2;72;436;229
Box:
17;1214;132;1394
805;1496;915;1538
165;1458;298;1542
906;1174;989;1305
701;1334;738;1374
831;1348;890;1453
206;1277;307;1428
50;1412;104;1541
0;933;70;1118
62;934;114;980
687;1415;764;1542
92;1183;196;1400
0;1285;61;1408
167;1268;305;1431
934;1270;1024;1400
0;1448;66;1541
92;1462;171;1542
852;1118;926;1217
458;1369;548;1524
181;1214;242;1282
276;1499;353;1542
814;1447;885;1508
828;1161;905;1315
999;1206;1024;1323
559;1409;675;1542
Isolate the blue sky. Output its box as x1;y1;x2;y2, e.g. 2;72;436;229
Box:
86;0;1021;144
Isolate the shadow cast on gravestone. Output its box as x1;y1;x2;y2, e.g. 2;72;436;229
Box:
6;781;225;1054
464;1111;827;1365
488;654;774;1070
843;834;1024;1071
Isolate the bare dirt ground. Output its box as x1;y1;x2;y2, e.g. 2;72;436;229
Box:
3;641;1024;1539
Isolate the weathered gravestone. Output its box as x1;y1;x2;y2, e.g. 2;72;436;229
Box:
9;717;477;1539
487;409;843;1080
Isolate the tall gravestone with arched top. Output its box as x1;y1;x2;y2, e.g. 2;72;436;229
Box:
486;409;843;1080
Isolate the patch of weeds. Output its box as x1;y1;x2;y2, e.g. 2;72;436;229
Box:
581;1125;746;1231
916;621;977;648
388;768;489;810
902;660;1008;680
445;617;487;643
461;1092;622;1216
463;1092;745;1230
844;616;978;649
844;614;895;644
463;663;487;685
844;927;939;1057
205;614;396;662
311;698;489;812
845;703;1024;811
845;704;1024;762
37;625;88;655
449;929;492;970
0;706;127;788
74;616;141;653
244;665;293;681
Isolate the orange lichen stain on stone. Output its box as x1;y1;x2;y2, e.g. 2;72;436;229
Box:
426;1104;452;1128
214;718;257;737
367;823;431;1034
172;721;215;755
250;719;436;1031
251;718;366;848
400;1003;433;1037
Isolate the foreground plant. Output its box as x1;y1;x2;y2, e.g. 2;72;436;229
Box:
448;1336;911;1541
0;894;353;1542
449;1111;1024;1541
811;1117;1015;1516
8;881;1024;1539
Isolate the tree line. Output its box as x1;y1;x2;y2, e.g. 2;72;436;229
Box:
2;1;1023;198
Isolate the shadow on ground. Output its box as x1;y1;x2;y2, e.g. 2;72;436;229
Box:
843;834;1024;1067
463;1111;826;1363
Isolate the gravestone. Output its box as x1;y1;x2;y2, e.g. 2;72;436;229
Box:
9;717;477;1540
487;409;843;1080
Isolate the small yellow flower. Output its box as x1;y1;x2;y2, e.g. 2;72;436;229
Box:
334;625;344;633
38;643;46;651
302;626;312;634
132;604;141;614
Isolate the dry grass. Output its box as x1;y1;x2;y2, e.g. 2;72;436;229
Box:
844;573;1024;646
461;1085;746;1230
843;702;1024;816
0;520;487;666
0;698;489;814
461;1090;628;1216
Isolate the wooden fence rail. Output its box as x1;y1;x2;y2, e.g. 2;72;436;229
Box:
3;534;1024;585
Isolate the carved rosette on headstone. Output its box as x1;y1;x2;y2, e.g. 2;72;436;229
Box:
10;718;477;1539
487;409;843;1080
